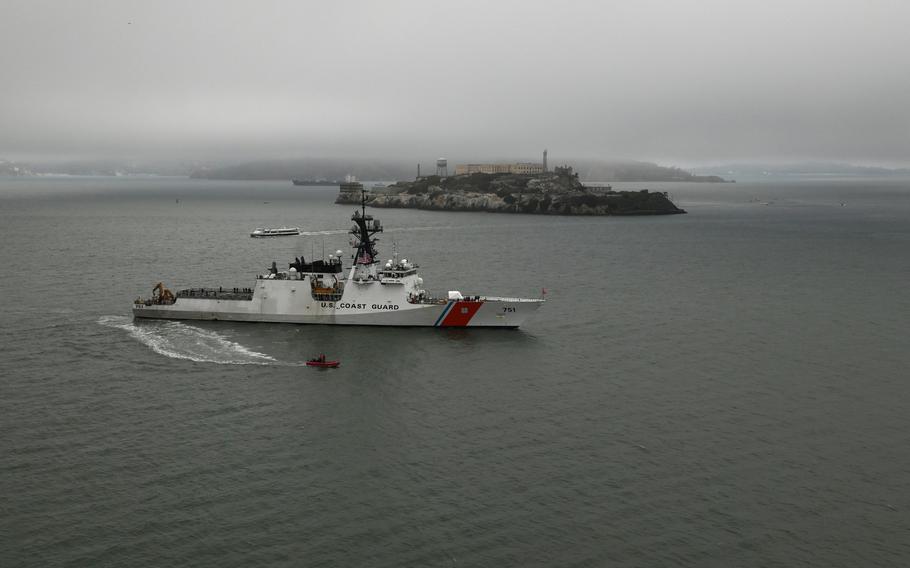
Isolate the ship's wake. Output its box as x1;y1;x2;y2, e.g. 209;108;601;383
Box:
98;315;282;365
297;225;448;237
297;229;349;236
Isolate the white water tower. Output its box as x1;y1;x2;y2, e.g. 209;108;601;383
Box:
436;157;448;177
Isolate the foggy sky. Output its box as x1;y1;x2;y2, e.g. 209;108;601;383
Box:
1;0;908;167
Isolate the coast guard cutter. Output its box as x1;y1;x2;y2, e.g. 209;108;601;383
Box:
133;197;544;327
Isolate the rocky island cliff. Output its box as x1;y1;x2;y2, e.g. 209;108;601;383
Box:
336;167;686;216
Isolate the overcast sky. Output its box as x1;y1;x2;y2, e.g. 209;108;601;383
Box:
1;0;908;166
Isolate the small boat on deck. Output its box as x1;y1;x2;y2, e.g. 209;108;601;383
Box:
306;355;339;368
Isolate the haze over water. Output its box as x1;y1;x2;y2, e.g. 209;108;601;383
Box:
2;176;909;566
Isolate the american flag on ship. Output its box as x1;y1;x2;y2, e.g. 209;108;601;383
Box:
357;252;373;264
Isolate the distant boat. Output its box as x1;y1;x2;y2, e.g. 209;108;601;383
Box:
250;227;301;238
306;355;340;368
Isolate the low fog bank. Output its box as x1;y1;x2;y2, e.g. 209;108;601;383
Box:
6;155;910;183
191;157;733;183
3;1;909;173
1;156;732;183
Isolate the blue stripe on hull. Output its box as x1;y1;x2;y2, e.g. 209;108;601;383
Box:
433;301;454;327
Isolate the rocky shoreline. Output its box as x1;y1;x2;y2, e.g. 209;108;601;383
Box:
336;168;686;216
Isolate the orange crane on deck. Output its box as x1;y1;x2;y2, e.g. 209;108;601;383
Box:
152;282;175;304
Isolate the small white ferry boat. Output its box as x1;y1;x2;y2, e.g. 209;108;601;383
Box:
250;227;301;238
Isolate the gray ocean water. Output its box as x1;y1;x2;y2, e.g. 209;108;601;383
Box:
1;176;909;567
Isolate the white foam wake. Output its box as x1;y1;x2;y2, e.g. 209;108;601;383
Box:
297;229;349;236
297;226;448;237
98;315;279;365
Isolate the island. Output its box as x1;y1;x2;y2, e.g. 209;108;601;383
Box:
336;166;686;216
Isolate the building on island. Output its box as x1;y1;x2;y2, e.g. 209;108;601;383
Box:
454;149;549;176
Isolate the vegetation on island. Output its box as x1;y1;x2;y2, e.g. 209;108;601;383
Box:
338;167;686;216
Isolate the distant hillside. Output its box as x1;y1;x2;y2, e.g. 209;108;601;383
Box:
570;159;730;182
0;160;34;176
1;159;198;177
190;158;414;182
691;162;910;180
190;157;729;183
4;156;731;182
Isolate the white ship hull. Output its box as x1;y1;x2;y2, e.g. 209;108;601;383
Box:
133;278;542;327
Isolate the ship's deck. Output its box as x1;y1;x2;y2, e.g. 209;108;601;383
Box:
176;287;254;301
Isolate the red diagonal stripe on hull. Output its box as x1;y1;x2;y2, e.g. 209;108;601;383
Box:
439;301;483;327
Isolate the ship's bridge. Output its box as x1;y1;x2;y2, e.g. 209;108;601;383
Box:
379;259;419;285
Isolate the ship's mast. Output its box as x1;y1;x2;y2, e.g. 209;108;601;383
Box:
351;189;382;266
